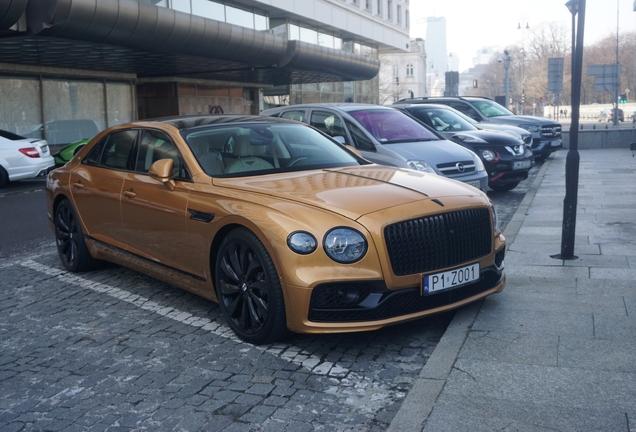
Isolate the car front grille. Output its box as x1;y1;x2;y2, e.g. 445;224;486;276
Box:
541;125;561;138
436;160;476;176
308;269;503;322
384;208;493;276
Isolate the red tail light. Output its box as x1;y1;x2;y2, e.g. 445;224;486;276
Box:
19;147;41;158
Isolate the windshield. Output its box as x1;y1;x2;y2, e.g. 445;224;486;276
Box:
182;122;363;177
406;107;478;132
348;109;439;143
471;100;514;117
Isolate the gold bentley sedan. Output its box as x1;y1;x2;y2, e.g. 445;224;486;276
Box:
46;115;506;344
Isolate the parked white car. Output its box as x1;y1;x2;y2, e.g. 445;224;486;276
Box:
0;129;55;188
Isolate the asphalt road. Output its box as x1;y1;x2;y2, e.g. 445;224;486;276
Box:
0;160;542;431
0;179;52;259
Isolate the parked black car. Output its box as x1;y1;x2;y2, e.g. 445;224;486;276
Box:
394;96;561;162
397;104;534;192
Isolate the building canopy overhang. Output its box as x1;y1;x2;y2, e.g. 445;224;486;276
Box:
0;0;379;85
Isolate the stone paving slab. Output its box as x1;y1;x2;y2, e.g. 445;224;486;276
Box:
395;149;636;432
424;393;630;432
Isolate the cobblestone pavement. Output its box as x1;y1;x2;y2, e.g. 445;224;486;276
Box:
0;160;542;431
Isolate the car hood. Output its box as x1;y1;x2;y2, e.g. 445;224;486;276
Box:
382;139;477;164
212;165;484;221
487;115;559;126
478;122;531;135
443;130;523;146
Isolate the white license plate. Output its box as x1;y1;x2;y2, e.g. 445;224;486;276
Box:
513;160;531;170
466;180;481;189
422;263;480;294
551;140;561;147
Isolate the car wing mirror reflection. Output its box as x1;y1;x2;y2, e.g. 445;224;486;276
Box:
149;158;176;191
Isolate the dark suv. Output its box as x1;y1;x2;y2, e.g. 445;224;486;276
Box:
394;97;562;161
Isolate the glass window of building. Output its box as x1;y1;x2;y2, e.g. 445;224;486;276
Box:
365;0;371;10
139;0;168;6
377;0;383;16
226;5;254;28
300;27;318;44
318;33;335;48
406;64;413;77
254;14;268;31
191;0;224;20
406;10;409;28
392;64;398;83
171;0;190;13
42;80;105;145
397;5;401;24
289;24;301;41
0;77;42;137
387;1;393;20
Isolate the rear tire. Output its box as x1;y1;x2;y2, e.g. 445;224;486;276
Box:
215;228;288;344
54;200;100;272
0;167;8;189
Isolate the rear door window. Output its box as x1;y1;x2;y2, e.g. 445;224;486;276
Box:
449;102;480;121
280;110;307;122
99;130;139;170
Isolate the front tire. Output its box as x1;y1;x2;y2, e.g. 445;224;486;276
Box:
55;200;99;272
490;181;521;192
215;228;287;344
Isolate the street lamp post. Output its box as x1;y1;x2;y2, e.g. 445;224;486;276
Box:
556;0;586;260
503;50;511;110
518;21;529;114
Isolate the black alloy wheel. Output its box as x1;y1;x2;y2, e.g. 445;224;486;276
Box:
215;228;287;344
54;200;98;272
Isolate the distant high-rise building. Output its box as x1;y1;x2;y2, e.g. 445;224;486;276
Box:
425;17;448;96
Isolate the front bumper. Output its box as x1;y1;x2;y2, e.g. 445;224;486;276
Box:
531;138;562;156
485;151;534;185
283;244;506;334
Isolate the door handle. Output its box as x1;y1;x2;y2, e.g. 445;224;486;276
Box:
71;181;84;189
123;189;136;198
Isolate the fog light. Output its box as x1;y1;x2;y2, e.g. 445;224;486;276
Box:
336;286;360;304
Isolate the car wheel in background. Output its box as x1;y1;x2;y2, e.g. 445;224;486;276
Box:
54;200;100;272
0;167;8;189
215;228;288;344
490;181;521;192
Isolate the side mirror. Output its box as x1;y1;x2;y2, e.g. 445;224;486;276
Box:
149;159;176;191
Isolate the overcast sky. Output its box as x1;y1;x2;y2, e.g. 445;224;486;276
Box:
408;0;636;72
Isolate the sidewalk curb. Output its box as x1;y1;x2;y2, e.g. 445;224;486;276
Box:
386;157;555;431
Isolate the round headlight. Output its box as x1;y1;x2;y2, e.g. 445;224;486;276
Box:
323;228;367;263
287;231;317;255
481;149;498;162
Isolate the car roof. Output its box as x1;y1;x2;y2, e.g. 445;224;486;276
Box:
262;103;396;113
395;96;494;104
140;114;299;131
396;103;456;110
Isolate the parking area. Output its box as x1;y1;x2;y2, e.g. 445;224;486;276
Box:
0;160;542;431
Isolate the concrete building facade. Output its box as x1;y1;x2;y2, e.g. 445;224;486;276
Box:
378;38;426;104
0;0;409;145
